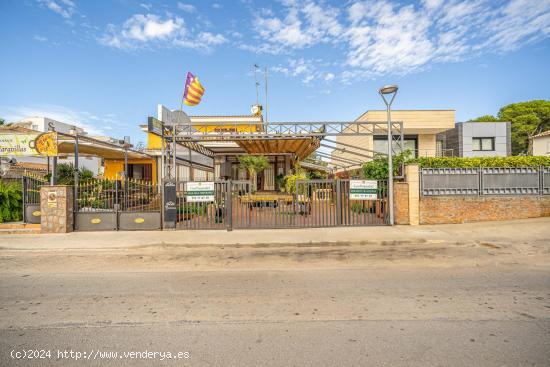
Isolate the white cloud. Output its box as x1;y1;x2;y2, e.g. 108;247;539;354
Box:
100;13;226;51
33;35;48;42
212;3;222;9
177;2;196;13
38;0;76;19
248;0;550;78
324;73;335;81
271;58;332;84
251;0;342;53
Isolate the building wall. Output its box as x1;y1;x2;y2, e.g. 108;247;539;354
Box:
459;121;511;157
417;134;437;157
532;135;550;156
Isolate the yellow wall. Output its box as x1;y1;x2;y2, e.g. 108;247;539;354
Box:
104;158;157;183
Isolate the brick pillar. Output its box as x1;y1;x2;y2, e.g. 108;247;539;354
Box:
40;185;73;233
393;182;410;224
405;164;420;225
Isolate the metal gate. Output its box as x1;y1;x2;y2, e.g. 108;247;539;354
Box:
75;178;161;231
22;175;47;224
175;179;388;230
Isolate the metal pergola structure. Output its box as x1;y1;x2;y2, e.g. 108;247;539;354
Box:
158;119;405;178
171;120;404;142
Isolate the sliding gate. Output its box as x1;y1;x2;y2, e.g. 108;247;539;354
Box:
75;178;161;231
175;179;388;230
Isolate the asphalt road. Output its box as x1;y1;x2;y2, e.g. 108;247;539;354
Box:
1;265;549;366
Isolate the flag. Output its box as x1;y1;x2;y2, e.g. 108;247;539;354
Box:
183;72;205;106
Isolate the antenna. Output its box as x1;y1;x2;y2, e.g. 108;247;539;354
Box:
253;64;260;105
264;66;268;125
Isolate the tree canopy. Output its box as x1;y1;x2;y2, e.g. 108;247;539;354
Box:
471;100;550;155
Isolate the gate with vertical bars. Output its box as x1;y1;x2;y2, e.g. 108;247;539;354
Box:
175;179;388;230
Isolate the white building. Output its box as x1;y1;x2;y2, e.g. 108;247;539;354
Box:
532;130;550;156
11;117;103;175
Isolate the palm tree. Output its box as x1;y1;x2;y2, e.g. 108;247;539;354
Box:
238;155;270;192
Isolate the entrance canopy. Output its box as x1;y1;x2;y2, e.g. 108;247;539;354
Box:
236;137;320;160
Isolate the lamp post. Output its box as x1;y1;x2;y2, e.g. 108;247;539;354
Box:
379;84;398;225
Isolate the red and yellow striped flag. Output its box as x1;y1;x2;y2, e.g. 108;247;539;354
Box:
183;72;205;106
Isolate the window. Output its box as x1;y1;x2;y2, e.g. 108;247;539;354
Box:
472;137;494;151
373;135;418;157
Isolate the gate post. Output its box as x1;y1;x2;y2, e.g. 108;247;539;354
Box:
225;180;233;231
335;179;342;226
40;185;73;233
163;179;177;229
22;176;27;223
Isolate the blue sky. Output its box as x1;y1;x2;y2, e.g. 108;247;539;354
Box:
1;0;549;144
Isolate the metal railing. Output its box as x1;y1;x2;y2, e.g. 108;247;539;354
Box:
420;167;550;196
76;178;160;212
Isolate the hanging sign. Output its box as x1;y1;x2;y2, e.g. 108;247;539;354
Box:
0;132;58;157
349;180;378;200
186;181;215;202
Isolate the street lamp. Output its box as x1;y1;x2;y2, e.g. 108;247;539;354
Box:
379;84;398;225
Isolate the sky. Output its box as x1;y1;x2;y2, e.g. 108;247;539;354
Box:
1;0;550;145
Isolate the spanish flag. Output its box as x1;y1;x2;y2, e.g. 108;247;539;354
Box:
183;72;205;106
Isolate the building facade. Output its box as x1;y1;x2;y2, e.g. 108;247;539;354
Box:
332;110;455;171
11;117;103;175
532;130;550;156
438;121;511;157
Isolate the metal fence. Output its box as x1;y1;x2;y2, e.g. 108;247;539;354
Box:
75;178;161;231
175;179;389;230
420;167;550;196
22;175;47;223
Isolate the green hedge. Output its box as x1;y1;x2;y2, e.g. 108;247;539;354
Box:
414;156;550;168
362;152;550;179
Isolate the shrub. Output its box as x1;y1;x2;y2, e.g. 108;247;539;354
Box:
0;180;23;222
413;156;550;168
362;151;414;179
45;163;94;185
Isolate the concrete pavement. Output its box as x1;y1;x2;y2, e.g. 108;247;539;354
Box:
0;217;549;250
1;267;549;366
1;218;549;366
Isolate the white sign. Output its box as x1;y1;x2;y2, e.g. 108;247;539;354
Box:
349;180;378;200
158;104;191;126
186;181;215;202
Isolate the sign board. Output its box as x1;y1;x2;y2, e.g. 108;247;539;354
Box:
0;132;58;157
158;104;191;126
163;180;177;228
349;180;378;200
147;117;167;137
47;191;58;208
186;181;215;202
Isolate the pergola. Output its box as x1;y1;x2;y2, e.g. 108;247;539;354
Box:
164;119;404;173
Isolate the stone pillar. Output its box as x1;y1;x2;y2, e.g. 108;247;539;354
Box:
405;164;420;225
40;185;73;233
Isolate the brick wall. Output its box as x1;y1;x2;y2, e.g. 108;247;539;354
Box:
394;182;409;224
419;195;550;224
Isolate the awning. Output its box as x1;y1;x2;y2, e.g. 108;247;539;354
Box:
236;137;320;160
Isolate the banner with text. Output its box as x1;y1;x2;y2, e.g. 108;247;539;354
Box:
186;181;215;202
349;180;378;200
0;132;58;157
